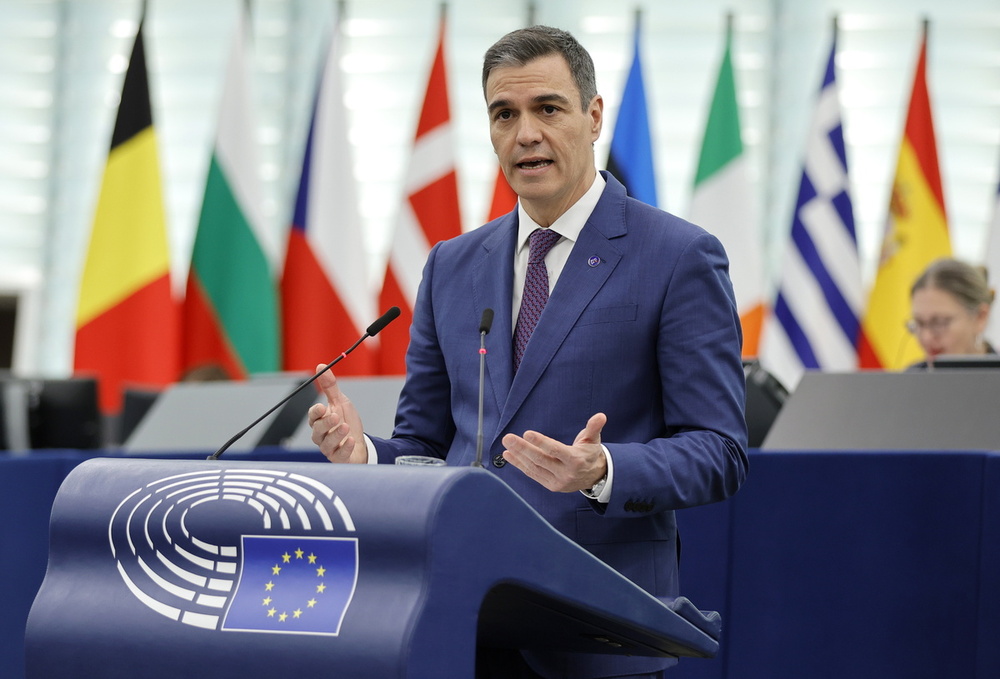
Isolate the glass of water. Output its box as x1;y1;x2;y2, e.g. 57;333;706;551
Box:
395;455;447;466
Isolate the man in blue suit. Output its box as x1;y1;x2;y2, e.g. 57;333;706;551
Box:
308;25;748;679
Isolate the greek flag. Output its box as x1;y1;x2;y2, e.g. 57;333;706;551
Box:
760;30;863;390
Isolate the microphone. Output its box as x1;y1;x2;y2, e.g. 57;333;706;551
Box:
472;308;494;468
207;306;401;460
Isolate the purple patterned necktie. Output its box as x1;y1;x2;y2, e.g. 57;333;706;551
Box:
513;228;561;371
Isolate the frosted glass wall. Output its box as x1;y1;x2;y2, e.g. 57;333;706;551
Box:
0;0;997;375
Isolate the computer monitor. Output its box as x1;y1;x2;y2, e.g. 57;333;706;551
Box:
743;359;789;448
119;388;161;444
908;354;1000;371
0;295;16;371
0;376;102;450
27;377;102;449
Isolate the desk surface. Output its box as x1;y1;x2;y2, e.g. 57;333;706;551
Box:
763;370;1000;450
5;448;1000;679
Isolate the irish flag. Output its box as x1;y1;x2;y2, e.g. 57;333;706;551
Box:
689;17;765;356
182;9;280;379
859;22;950;370
74;19;178;414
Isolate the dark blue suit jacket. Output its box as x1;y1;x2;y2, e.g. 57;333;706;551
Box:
372;172;748;677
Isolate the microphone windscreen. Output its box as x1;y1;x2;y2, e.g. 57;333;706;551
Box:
367;307;401;336
479;308;495;334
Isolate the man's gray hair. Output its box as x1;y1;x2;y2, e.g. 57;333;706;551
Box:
482;25;598;111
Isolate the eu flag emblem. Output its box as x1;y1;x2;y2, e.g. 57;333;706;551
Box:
223;536;358;635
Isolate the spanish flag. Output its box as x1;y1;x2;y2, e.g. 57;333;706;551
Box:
859;21;950;370
74;18;179;414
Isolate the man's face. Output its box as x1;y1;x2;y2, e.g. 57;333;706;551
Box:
485;53;603;226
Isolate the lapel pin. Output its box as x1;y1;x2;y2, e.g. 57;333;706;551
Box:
588;255;601;267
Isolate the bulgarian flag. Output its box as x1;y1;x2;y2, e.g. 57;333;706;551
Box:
74;18;179;414
859;21;950;370
182;8;280;379
688;16;765;356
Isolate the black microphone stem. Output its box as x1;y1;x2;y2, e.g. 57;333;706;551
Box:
208;306;400;461
472;331;487;467
472;308;494;468
207;336;365;460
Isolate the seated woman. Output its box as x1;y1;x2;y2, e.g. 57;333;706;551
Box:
907;257;996;367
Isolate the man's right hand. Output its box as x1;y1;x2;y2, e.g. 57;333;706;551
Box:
308;364;368;464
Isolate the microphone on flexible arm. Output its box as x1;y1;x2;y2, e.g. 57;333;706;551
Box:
207;306;401;461
471;308;494;468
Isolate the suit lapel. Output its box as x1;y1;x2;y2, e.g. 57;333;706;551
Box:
473;214;518;417
496;173;628;437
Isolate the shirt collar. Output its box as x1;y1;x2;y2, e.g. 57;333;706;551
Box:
515;172;606;253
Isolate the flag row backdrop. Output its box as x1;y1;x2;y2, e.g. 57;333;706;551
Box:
73;5;465;413
73;10;976;414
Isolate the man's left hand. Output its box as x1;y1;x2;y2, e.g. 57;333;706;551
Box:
501;413;608;492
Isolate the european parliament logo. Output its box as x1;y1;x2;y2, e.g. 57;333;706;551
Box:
108;468;358;636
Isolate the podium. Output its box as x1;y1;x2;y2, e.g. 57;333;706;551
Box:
26;459;720;678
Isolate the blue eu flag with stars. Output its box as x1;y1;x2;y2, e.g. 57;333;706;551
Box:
223;536;358;635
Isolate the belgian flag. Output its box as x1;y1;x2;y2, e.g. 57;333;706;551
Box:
74;17;179;414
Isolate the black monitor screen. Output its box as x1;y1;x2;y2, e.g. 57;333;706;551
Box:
743;359;789;448
908;354;1000;371
0;295;15;371
28;378;102;449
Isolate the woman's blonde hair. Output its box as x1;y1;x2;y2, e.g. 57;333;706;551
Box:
911;257;995;311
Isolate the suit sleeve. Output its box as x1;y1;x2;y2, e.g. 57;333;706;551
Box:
368;242;456;463
597;230;749;518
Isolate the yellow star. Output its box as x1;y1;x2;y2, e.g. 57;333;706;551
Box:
262;597;272;606
279;612;288;622
267;608;277;617
295;548;304;559
293;609;303;618
316;583;327;593
316;566;326;577
308;553;317;564
272;565;282;575
307;599;317;608
282;552;292;563
265;581;274;591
